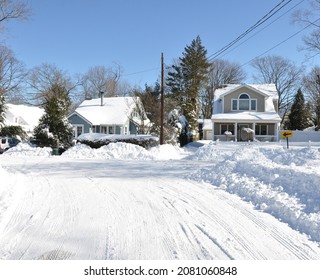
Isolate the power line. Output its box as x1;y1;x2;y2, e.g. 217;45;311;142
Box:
123;67;160;77
208;0;293;61
217;0;305;60
240;17;320;67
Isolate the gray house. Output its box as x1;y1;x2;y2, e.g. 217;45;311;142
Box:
200;84;281;141
68;96;149;138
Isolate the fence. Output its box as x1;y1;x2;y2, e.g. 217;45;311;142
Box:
278;130;320;142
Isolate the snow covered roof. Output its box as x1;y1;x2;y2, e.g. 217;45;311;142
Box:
212;111;281;122
198;119;212;130
4;104;44;132
214;84;278;100
71;97;142;125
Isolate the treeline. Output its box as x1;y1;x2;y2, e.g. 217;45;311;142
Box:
1;0;320;148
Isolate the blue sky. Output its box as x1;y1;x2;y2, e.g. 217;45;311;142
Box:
3;0;317;87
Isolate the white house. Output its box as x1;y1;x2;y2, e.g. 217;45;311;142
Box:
200;84;281;141
67;95;150;138
3;104;44;136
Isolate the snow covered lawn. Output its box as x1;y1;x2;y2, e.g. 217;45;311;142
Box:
0;141;320;260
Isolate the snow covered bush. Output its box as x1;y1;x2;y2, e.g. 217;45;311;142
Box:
76;133;159;149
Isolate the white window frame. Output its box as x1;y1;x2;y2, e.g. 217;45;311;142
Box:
231;93;257;112
73;124;84;138
100;125;115;134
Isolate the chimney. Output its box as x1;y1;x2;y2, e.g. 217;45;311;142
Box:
100;91;104;106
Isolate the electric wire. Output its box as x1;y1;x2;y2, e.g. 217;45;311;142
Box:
207;0;293;61
216;0;305;60
240;17;320;67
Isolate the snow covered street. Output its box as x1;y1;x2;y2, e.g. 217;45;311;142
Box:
1;142;320;260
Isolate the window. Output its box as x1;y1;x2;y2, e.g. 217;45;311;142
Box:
101;126;107;134
255;124;268;135
220;124;234;135
77;126;83;136
239;94;249;110
231;93;257;111
108;126;114;134
72;125;83;138
251;100;257;110
232;100;237;110
101;125;115;134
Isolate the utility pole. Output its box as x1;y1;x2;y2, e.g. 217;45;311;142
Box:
160;52;164;145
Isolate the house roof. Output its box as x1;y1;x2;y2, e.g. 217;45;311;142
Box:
71;96;142;125
198;119;212;130
212;111;281;123
4;104;44;131
214;84;278;100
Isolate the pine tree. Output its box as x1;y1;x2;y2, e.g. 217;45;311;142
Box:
288;88;309;130
33;83;73;148
167;36;210;140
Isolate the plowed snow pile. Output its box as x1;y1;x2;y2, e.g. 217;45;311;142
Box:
189;143;320;242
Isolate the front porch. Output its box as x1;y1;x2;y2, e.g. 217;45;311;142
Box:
212;122;280;142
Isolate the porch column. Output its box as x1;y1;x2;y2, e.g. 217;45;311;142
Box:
234;122;237;142
275;123;279;142
252;123;256;139
212;121;215;141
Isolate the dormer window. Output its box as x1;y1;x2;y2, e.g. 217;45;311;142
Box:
231;93;257;111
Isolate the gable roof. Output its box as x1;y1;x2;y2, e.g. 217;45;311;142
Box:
70;96;142;125
215;84;278;100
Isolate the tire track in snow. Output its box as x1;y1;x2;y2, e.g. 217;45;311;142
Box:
152;178;320;259
222;194;316;260
153;179;266;259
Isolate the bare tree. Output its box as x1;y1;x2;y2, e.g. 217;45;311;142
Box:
81;64;123;99
0;45;26;102
251;55;303;123
200;59;246;118
132;83;161;135
303;66;320;130
0;0;30;31
292;0;320;54
27;63;77;108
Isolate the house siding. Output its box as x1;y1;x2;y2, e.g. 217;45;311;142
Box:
223;88;265;112
68;114;92;134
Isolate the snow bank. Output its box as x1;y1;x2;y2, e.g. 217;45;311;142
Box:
189;144;320;242
62;142;153;160
1;143;52;157
0;141;187;161
61;142;188;160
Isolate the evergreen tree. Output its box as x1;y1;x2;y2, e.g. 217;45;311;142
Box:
0;125;28;140
33;83;73;148
288;88;309;130
167;36;210;140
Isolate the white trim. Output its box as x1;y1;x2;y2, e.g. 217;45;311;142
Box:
72;124;84;138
